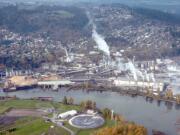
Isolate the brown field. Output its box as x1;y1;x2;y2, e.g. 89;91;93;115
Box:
5;109;48;117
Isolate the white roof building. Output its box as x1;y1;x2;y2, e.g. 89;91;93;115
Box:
86;110;97;115
58;110;77;119
38;80;74;86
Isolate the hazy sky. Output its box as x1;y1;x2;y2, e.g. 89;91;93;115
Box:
2;0;180;4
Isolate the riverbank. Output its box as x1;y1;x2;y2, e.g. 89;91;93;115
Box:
68;84;180;106
1;88;179;135
1;99;146;135
4;81;180;105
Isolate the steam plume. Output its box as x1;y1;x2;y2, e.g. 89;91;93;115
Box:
87;11;110;56
92;26;110;56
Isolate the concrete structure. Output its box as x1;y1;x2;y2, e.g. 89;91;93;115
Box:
69;114;104;129
86;110;97;115
38;80;75;90
58;110;77;119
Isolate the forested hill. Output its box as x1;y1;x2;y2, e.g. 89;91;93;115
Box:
0;5;89;37
134;8;180;25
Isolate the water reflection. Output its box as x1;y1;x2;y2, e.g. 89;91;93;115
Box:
1;88;180;111
175;104;180;110
157;100;161;107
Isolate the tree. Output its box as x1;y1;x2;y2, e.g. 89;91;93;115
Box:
80;101;86;110
80;100;97;110
146;89;153;97
102;108;111;119
176;95;180;104
165;89;174;100
85;100;93;109
68;97;74;105
115;115;124;124
62;96;68;105
93;123;147;135
92;102;96;110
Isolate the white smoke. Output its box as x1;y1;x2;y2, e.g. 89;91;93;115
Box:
127;61;137;81
145;70;150;82
87;11;110;56
87;11;159;84
116;58;125;71
115;56;145;81
151;73;155;82
92;27;110;56
137;70;144;79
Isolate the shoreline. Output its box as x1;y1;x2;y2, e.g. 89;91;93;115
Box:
0;88;179;135
1;84;180;106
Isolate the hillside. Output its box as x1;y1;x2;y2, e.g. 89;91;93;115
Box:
0;4;180;69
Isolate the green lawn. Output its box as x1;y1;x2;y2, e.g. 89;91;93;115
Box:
0;99;113;135
52;102;81;113
0;117;51;135
0;99;52;114
64;121;80;134
0;117;70;135
0;99;81;114
0;106;10;114
13;118;51;135
0;83;4;88
0;99;50;109
53;126;70;135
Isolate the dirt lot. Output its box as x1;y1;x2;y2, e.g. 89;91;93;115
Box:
0;116;18;126
5;109;48;117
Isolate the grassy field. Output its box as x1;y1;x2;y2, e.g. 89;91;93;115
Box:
0;83;4;88
0;106;10;114
0;116;114;135
0;116;70;135
0;99;79;135
0;99;81;114
0;99;114;135
13;118;51;135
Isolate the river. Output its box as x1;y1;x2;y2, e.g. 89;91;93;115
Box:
1;88;180;135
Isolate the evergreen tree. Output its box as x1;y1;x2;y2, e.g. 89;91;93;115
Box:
62;96;68;105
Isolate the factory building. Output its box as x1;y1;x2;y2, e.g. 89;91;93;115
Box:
113;78;164;91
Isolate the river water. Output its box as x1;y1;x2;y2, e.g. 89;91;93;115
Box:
1;88;180;135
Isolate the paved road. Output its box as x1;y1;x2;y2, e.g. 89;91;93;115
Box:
59;123;75;135
51;119;75;135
